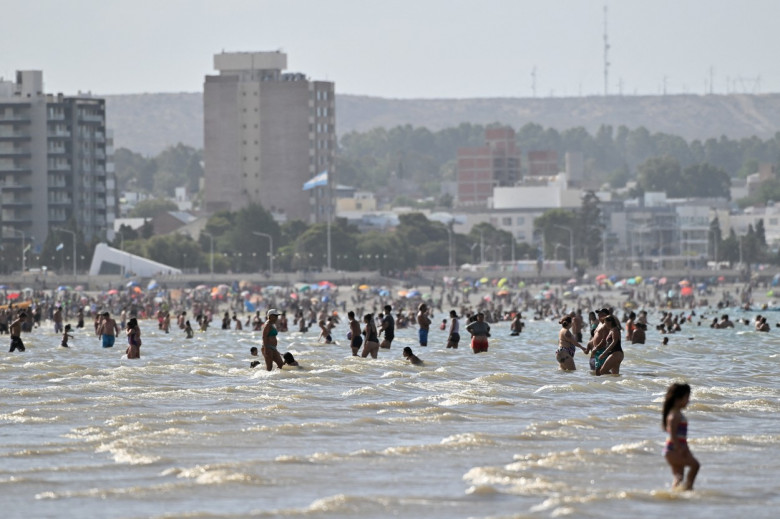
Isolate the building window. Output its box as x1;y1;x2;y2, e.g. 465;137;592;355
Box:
502;217;512;226
516;217;525;225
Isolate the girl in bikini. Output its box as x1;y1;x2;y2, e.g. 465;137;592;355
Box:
662;382;700;490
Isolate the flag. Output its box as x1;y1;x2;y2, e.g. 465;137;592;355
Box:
302;170;328;191
56;243;64;251
23;244;31;253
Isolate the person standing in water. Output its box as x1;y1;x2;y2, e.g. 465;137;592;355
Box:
662;382;700;491
97;311;120;348
61;324;74;348
416;303;431;347
347;311;363;356
125;318;141;359
446;310;460;348
466;312;490;353
379;305;395;349
556;316;586;370
261;309;285;371
9;312;27;352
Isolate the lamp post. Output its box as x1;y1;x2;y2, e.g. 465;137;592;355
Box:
252;231;274;274
201;231;214;278
553;224;574;272
53;227;76;280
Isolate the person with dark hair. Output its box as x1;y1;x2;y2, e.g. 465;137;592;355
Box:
97;311;119;348
416;303;431;347
585;308;610;370
380;305;395;349
662;382;700;490
594;315;624;376
261;309;285;371
361;313;380;359
283;351;299;366
61;324;74;348
125;318;141;359
347;311;363;356
402;346;423;366
556;316;586;370
10;312;27;352
466;312;490;354
184;320;194;339
446;310;460;348
631;322;647;344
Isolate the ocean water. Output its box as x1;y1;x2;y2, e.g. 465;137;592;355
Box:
2;312;779;519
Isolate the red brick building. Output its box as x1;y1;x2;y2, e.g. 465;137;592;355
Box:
456;127;521;207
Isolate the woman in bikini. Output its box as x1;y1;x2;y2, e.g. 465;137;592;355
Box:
261;309;285;371
595;315;624;376
662;382;700;490
556;316;586;370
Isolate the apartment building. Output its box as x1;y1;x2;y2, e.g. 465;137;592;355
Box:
0;71;113;257
456;127;521;207
203;51;335;223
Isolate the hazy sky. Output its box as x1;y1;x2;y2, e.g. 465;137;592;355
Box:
3;0;778;98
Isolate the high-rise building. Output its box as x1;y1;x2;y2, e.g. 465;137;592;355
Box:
0;71;113;260
203;51;335;223
456;127;521;207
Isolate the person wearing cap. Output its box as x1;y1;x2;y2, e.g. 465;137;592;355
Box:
466;312;490;354
262;309;285;371
97;311;120;348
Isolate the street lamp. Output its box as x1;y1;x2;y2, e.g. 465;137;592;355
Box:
53;227;76;280
252;231;274;274
552;224;574;272
201;231;214;278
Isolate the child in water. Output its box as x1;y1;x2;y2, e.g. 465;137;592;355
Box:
402;346;423;366
61;324;74;348
184;320;194;339
662;382;700;490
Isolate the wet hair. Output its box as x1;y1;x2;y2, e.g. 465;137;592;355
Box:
363;313;373;322
283;352;296;364
64;324;71;332
348;311;355;319
384;305;392;312
127;318;138;330
450;310;458;318
662;382;691;429
604;315;619;328
403;346;413;355
250;346;258;355
559;316;572;326
250;361;261;368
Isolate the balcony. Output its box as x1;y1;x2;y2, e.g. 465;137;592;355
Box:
48;131;71;139
48;197;72;205
0;115;31;123
48;163;71;171
0;165;32;173
0;132;30;140
1;199;32;208
78;113;103;123
1;183;32;191
0;148;31;158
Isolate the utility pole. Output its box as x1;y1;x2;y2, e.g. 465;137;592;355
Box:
603;4;610;96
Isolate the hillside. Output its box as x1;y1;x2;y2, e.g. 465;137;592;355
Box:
104;92;780;155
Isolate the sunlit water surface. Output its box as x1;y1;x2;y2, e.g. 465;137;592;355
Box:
2;311;779;518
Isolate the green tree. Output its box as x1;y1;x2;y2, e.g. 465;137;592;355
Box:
534;209;578;266
129;198;178;218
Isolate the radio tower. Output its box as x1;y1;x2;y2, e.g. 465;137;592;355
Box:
603;4;610;96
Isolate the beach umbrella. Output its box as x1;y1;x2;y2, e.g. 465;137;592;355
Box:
634;276;643;283
681;286;694;296
321;295;331;303
614;280;626;288
496;289;510;296
497;278;508;288
658;277;668;285
378;289;390;297
667;289;677;298
566;278;577;284
147;280;159;290
318;281;335;288
479;277;489;284
678;280;691;287
563;291;574;299
195;284;208;291
397;289;408;297
107;289;119;295
407;290;421;298
126;280;139;288
132;286;142;293
0;285;7;290
608;275;618;282
57;285;71;291
768;290;775;297
517;281;525;288
6;292;20;300
626;278;637;285
595;274;607;282
74;285;85;292
297;284;311;292
717;276;725;282
358;284;370;291
289;293;298;300
483;295;491;302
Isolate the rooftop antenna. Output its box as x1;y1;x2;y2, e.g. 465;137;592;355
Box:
603;4;610;96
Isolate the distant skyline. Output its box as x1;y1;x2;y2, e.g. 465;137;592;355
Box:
3;0;779;98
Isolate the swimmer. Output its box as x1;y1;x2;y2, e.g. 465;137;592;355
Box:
446;310;460;349
402;346;423;366
262;309;285;371
250;346;258;356
283;352;299;366
361;313;380;359
347;311;363;356
662;382;700;490
556;316;586;370
466;312;490;354
61;324;74;348
10;312;27;352
184;320;194;339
